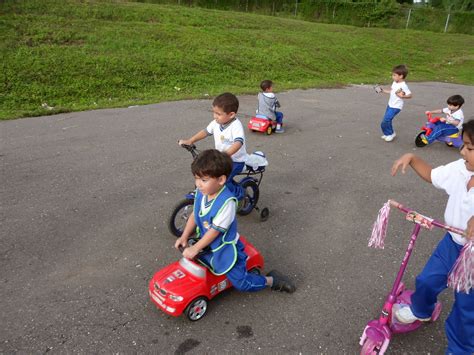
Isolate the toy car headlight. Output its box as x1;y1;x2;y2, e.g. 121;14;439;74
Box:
169;294;183;302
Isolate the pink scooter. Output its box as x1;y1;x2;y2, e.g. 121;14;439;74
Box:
359;200;466;354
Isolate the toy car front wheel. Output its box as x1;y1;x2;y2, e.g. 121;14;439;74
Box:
185;297;208;321
266;126;273;135
168;198;194;237
415;131;428;147
249;267;262;275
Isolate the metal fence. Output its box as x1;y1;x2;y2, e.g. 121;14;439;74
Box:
134;0;474;34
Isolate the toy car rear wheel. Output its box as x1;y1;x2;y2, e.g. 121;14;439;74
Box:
237;180;259;216
249;267;262;275
445;142;455;147
260;207;270;222
266;126;273;135
185;296;208;321
168;198;194;237
415;131;428;147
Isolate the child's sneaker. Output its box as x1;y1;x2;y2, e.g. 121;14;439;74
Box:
381;135;387;139
395;305;430;324
384;132;396;142
275;127;285;134
267;270;296;293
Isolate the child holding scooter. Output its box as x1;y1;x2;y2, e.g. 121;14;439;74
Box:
174;149;295;293
390;119;474;354
420;94;465;145
256;80;285;133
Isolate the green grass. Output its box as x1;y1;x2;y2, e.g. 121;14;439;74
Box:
0;0;473;120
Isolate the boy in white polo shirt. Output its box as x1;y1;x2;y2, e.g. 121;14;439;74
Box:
390;119;474;353
178;92;248;194
377;64;412;142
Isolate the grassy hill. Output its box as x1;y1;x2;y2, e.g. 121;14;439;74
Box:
1;0;473;120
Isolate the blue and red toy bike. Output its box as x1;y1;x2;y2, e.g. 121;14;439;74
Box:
415;112;462;148
168;144;269;237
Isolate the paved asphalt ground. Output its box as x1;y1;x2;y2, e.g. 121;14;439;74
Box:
1;82;473;354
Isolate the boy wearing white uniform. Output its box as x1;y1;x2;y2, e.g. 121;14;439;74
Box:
421;94;465;145
378;65;412;142
179;93;248;194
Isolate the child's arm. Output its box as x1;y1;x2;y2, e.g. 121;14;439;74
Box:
396;90;412;99
178;129;208;146
445;115;461;127
391;153;432;183
426;109;443;114
175;212;196;249
225;141;243;157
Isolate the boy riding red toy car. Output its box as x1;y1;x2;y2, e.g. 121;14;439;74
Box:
149;236;264;321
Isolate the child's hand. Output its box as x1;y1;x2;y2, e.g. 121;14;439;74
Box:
391;153;414;176
396;90;406;98
466;216;474;241
178;139;192;146
174;236;188;250
182;245;200;260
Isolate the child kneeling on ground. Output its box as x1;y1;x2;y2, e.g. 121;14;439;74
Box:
391;120;474;354
175;149;295;293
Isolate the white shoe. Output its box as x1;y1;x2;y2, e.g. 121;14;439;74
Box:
384;132;396;142
395;305;430;324
381;135;387;139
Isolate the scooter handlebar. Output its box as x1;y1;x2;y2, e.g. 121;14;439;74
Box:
388;199;466;236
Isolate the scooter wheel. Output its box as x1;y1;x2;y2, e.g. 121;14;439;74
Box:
260;207;270;222
360;338;381;355
415;131;428;147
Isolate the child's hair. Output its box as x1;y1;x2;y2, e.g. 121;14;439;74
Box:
447;95;465;107
260;80;273;91
212;93;239;114
392;64;408;79
462;120;474;143
191;149;233;178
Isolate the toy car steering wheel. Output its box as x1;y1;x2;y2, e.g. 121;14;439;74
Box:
178;237;210;258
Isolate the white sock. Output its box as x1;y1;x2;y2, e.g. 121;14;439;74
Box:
277;124;281;129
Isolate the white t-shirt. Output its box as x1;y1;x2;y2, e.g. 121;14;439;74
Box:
388;81;411;110
431;159;474;245
200;196;237;236
206;118;248;163
442;107;464;129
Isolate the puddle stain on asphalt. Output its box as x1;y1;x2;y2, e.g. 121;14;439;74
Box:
174;338;200;354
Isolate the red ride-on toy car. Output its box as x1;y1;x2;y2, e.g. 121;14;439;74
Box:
248;114;278;135
149;236;264;321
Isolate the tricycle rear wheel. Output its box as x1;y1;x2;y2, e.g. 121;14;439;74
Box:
168;198;194;237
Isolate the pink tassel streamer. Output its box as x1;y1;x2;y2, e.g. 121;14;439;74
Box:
448;241;474;294
368;201;391;249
